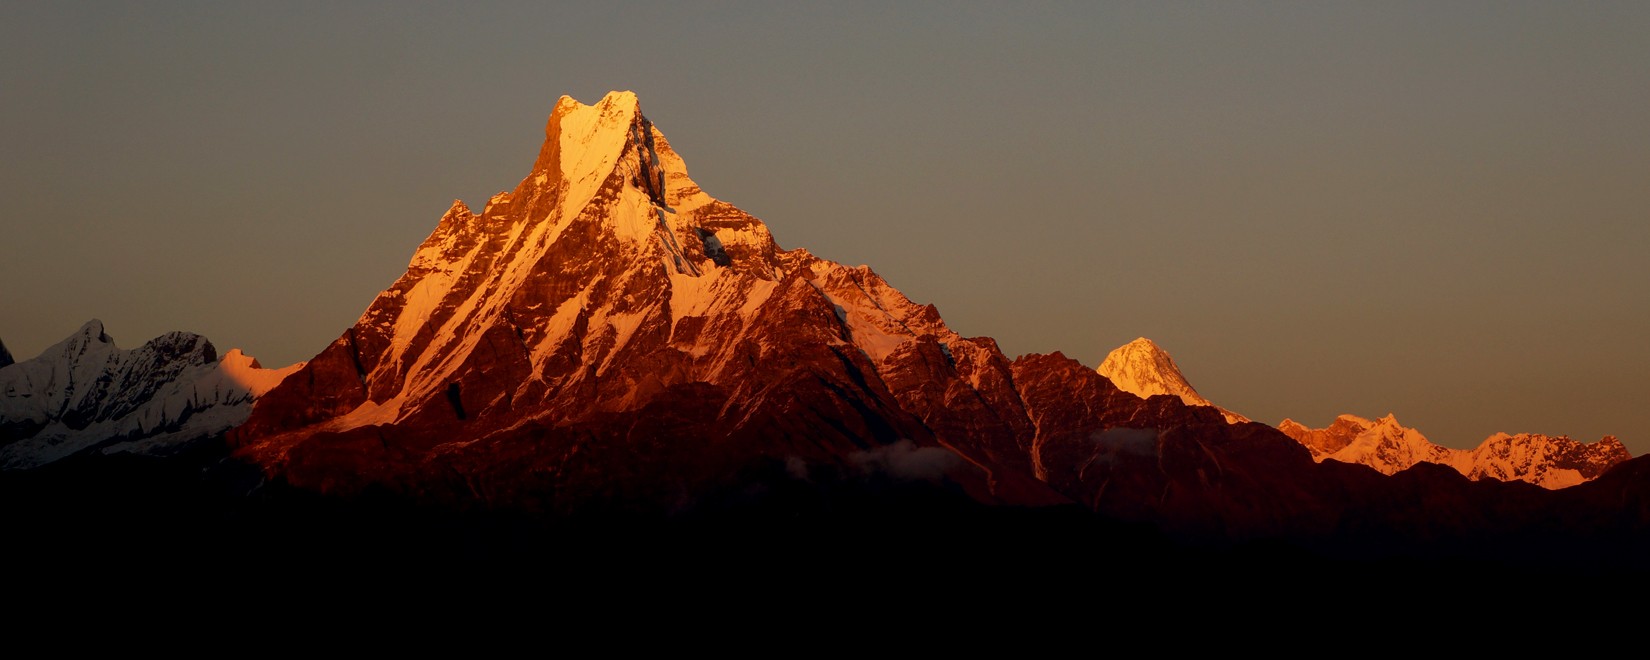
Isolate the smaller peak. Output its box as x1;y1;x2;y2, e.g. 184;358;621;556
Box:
78;318;109;341
39;319;119;362
550;90;642;120
0;337;12;368
429;199;477;236
221;348;263;370
551;94;583;116
600;89;640;107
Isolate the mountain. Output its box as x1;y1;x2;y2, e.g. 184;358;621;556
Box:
0;320;300;469
1278;413;1630;489
1277;414;1368;456
232;90;1047;509
229;87;1082;511
232;91;1305;513
218;91;1650;574
1096;337;1248;423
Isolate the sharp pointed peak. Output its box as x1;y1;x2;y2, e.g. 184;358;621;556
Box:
526;89;658;198
63;319;115;347
220;347;266;370
78;318;107;337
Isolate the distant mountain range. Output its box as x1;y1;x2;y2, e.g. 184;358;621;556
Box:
1088;336;1629;489
3;91;1645;582
0;319;297;469
1279;414;1628;489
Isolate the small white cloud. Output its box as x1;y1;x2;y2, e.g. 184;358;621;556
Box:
849;439;963;482
785;455;810;481
1088;427;1160;464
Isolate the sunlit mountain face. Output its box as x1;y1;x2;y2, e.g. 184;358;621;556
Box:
1279;414;1629;489
3;93;1647;597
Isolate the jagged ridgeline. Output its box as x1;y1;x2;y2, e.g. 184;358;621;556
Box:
0;320;298;469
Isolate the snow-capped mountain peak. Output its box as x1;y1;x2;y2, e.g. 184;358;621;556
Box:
1276;413;1630;489
0;322;300;468
1097;338;1208;405
1096;337;1248;423
1278;413;1373;457
234;90;976;453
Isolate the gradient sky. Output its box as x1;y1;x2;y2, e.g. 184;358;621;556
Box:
4;2;1647;453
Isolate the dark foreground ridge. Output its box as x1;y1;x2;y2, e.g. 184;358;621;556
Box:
5;439;1646;607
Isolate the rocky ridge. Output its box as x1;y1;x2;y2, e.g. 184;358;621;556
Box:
0;320;299;469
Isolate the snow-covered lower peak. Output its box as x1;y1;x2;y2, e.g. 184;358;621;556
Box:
1277;413;1631;489
1321;414;1454;473
1278;414;1374;458
1463;432;1631;489
1096;337;1248;424
0;320;301;469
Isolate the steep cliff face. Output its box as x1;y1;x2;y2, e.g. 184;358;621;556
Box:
0;320;299;469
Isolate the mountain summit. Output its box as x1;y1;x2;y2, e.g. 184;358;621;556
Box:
1096;337;1248;423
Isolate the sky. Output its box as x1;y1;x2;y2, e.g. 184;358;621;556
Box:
3;2;1647;454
